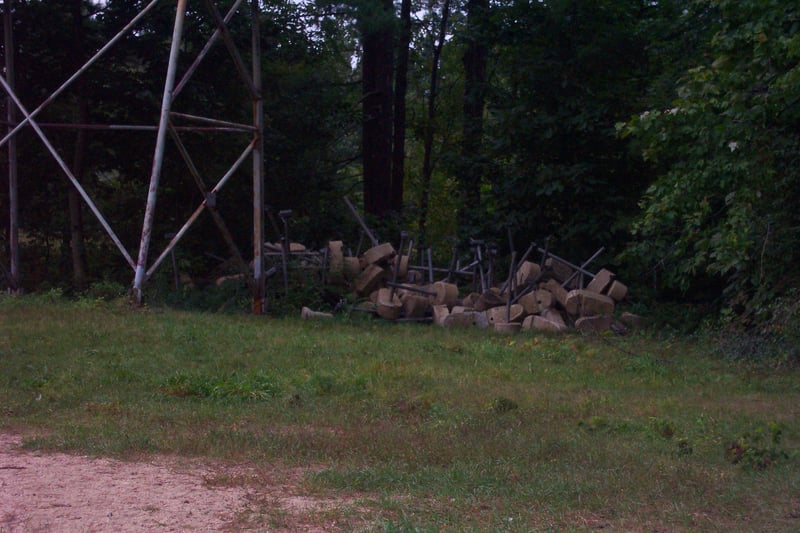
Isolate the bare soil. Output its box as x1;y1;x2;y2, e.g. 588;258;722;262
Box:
0;433;360;532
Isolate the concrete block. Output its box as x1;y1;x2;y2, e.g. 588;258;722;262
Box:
545;257;574;283
515;261;541;287
354;264;385;296
461;292;479;308
518;292;539;314
565;290;615;317
620;312;647;329
575;315;613;333
362;242;396;266
522;314;567;333
542;279;568;308
301;307;334;320
443;311;489;329
486;304;525;324
494;322;521;334
535;289;553;310
475;289;506;311
432;304;450;326
606;280;628;302
586;268;615;294
540;308;568;330
402;294;430;318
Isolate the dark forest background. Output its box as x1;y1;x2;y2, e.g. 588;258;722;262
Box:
2;0;799;328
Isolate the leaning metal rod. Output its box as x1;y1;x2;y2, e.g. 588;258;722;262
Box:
560;247;604;288
167;124;254;291
0;121;250;132
169;112;255;132
343;195;380;247
506;251;517;322
203;0;259;98
537;247;598;279
145;139;256;279
389;231;408;300
134;0;188;301
500;241;537;294
0;75;135;270
173;0;246;98
0;0;162;149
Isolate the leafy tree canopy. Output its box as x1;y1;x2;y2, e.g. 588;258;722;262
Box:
619;0;800;317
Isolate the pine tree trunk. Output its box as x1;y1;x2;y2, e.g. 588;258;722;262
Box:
458;0;489;235
390;0;412;213
417;0;451;250
361;0;395;217
69;0;89;289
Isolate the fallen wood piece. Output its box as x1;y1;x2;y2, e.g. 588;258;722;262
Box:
301;307;334;320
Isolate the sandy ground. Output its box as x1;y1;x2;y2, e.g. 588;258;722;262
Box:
0;433;353;532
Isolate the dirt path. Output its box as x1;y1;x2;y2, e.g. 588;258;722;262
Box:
0;433;354;532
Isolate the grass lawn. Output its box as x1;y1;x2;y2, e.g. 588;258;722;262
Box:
1;294;798;531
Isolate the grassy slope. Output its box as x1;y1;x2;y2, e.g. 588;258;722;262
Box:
1;295;798;531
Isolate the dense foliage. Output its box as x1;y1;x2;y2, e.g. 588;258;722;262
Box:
2;0;799;322
620;0;800;318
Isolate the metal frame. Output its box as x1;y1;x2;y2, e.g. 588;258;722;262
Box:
1;0;266;312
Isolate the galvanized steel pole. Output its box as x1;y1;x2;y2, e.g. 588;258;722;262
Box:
132;0;188;304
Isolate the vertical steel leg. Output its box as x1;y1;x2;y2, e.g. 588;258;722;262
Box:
132;0;188;304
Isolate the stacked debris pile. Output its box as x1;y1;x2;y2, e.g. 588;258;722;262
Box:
308;236;642;334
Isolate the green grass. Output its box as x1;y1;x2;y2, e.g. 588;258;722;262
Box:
1;294;799;531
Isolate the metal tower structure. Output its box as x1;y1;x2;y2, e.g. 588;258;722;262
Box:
1;0;266;313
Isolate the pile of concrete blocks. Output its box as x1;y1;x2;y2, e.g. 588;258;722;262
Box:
326;240;460;322
429;261;631;334
319;239;640;334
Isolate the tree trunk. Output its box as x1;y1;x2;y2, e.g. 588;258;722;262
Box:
361;0;395;217
458;0;489;235
417;0;451;250
69;0;89;290
390;0;412;213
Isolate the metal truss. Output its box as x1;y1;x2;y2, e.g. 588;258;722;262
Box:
1;0;266;312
